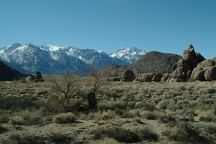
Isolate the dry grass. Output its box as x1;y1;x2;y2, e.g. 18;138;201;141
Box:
0;77;216;143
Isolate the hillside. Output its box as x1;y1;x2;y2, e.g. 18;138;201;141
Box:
0;60;24;81
130;51;181;74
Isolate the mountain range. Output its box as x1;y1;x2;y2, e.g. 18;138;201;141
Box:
0;43;146;74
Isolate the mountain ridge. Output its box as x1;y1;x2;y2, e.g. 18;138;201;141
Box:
0;43;145;74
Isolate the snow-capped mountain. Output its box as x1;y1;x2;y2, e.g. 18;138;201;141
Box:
0;43;145;74
41;45;128;68
111;47;146;63
0;43;87;74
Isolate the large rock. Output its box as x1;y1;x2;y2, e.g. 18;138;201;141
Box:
161;74;170;82
152;73;163;82
197;60;215;68
190;68;207;81
204;66;216;81
190;60;216;81
168;45;205;82
120;69;136;82
140;73;155;82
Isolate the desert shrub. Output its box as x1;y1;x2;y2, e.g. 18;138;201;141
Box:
9;116;25;125
143;112;157;120
98;101;127;110
199;114;215;122
114;108;131;118
43;97;64;114
52;112;76;124
0;125;8;134
0;96;41;110
197;110;216;122
13;109;43;125
159;113;176;125
99;111;116;120
93;127;140;143
174;121;190;141
135;102;156;111
0;111;10;123
157;100;169;109
8;133;46;144
163;121;210;143
48;133;73;144
127;109;142;118
133;127;159;141
167;99;177;111
94;137;119;144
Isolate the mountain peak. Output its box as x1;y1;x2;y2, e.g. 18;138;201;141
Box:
111;47;146;63
41;44;67;52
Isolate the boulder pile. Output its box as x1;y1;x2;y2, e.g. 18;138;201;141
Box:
26;71;44;82
116;45;216;82
190;60;216;81
139;73;163;82
167;45;206;82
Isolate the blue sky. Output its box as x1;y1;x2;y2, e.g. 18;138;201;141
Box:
0;0;215;58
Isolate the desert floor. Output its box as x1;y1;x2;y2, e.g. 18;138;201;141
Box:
0;77;216;144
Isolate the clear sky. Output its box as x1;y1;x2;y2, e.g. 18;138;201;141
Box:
0;0;215;58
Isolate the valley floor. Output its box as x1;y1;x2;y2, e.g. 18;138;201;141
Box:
0;78;216;143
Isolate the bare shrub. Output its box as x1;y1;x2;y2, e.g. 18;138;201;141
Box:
48;73;81;113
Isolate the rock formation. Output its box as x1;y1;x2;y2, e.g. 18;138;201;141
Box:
120;69;136;82
168;45;205;82
190;60;216;81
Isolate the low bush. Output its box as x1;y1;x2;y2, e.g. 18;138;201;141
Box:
13;109;43;125
8;133;46;144
98;101;127;111
9;116;25;125
93;127;140;143
133;127;159;141
0;125;8;134
143;112;157;120
52;112;76;124
48;132;73;144
162;121;211;143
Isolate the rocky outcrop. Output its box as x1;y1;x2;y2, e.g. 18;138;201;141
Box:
25;72;44;82
139;73;163;82
168;45;205;82
140;73;155;82
120;69;136;82
190;60;216;81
